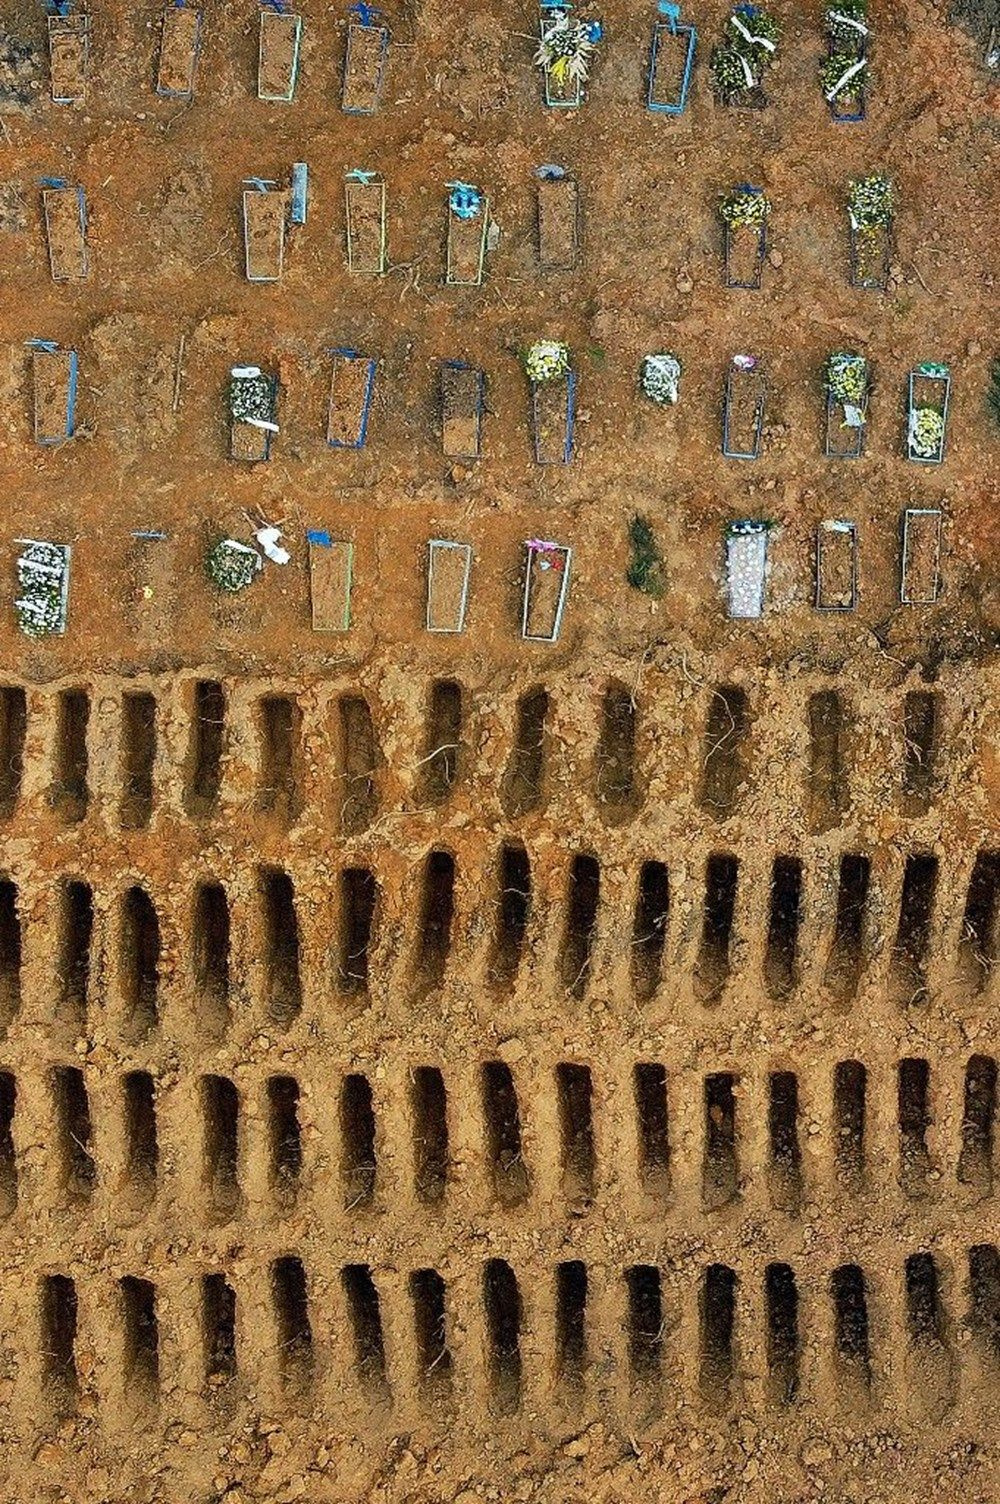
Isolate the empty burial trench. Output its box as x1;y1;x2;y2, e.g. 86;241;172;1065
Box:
823;853;870;1005
272;1256;313;1389
905;1252;946;1346
420;679;463;803
560;854;600;999
833;1060;867;1186
0;1071;16;1216
268;1074;303;1194
555;1260;587;1391
410;1268;452;1400
0;880;21;1036
634;1062;670;1200
481;1061;529;1205
341;1072;377;1209
411;1066;449;1205
958;851;1000;993
184;679;225;818
831;1264;871;1383
889;854;938;1005
42;1274;79;1408
763;857;803;999
901;689;939;815
201;1074;240;1219
594;680;638;820
483;1258;522;1413
700;1264;737;1404
490;842;531;989
337;866;378;995
119;690;156;830
342;1264;388;1395
768;1071;802;1210
256;693;302;822
958;1054;996;1192
120;886;160;1037
625;1264;663;1383
415;851;455;991
501;687;549;817
898;1057;933;1196
703;1072;738;1209
700;685;749;817
260;868;302;1025
765;1262;799;1404
120;1276;159;1398
51;1065;96;1202
695;855;738;1005
0;686;26;819
807;689;846;831
556;1062;596;1205
192;880;230;1036
202;1273;237;1383
57;879;92;1028
968;1245;1000;1363
51;688;89;824
122;1070;158;1194
632;860;669;1001
337;693;380;833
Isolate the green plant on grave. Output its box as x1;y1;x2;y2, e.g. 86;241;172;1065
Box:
988;359;1000;430
826;352;868;408
205;537;262;594
826;0;868;50
820;50;864;102
626;515;665;598
523;340;571;383
847;173;893;229
719;186;770;228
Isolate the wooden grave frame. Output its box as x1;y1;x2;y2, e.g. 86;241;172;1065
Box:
243;184;288;282
342;18;388;114
722;360;765;459
426;540;472;634
345;173;386;274
815;519;858;611
31;343;78;445
900;508;942;605
258;6;303;101
48;11;90;103
156;2;202;98
327;349;376;449
440;361;485;460
42;182;88;281
307;532;354;630
537;173;579;271
522;540;572;642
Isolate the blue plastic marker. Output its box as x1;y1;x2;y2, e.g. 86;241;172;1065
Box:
290;163;308;224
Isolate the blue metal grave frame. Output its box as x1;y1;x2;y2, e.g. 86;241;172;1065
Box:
41;178;89;280
722;361;765;459
441;360;486;458
257;1;303;102
647;4;695;113
532;369;577;464
327;347;377;449
906;365;951;465
342;4;388;115
28;338;78;444
723;205;766;290
156;0;203;98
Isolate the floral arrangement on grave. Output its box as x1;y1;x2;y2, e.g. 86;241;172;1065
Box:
822;0;868;104
205;538;263;594
826;352;868;427
719;185;770;228
640;353;682;405
14;541;68;638
448;181;483;220
711;4;780;104
524;340;571;383
909;406;945;460
535;8;601;88
847;173;893;234
229;367;275;426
